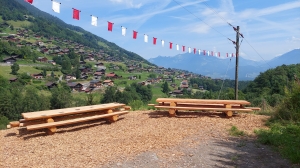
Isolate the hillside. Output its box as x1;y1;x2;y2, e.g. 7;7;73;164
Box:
0;0;154;65
149;49;300;80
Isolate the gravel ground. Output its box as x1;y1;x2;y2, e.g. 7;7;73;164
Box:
0;111;297;168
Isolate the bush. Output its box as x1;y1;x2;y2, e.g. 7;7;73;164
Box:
128;100;144;111
229;126;245;136
0;116;9;130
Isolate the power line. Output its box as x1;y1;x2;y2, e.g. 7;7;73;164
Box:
171;0;229;40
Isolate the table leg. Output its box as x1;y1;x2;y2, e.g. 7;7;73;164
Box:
224;104;233;118
169;102;177;117
105;109;118;123
45;118;57;135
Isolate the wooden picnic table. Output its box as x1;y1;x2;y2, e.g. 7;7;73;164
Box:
8;103;130;135
150;98;253;117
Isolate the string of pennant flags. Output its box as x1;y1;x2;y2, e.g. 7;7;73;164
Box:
24;0;237;58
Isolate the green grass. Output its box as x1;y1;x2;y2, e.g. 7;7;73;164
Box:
97;41;109;48
255;122;300;164
7;20;31;28
229;126;246;136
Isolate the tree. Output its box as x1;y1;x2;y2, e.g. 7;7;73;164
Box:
162;81;170;96
11;63;19;75
50;85;72;109
10;25;14;30
43;69;47;77
51;71;55;78
101;87;116;103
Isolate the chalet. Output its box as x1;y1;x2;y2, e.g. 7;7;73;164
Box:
199;86;204;90
106;72;119;79
32;73;44;79
3;57;17;64
37;57;48;63
79;61;86;65
94;71;103;78
67;82;83;92
96;66;106;72
65;75;76;80
90;80;102;88
37;41;44;46
103;80;114;86
170;83;177;88
48;60;56;65
45;82;57;89
170;90;183;96
9;77;18;83
180;80;189;89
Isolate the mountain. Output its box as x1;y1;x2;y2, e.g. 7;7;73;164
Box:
149;49;300;80
1;0;154;65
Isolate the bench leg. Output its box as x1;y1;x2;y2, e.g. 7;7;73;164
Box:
224;104;233;118
105;109;118;123
45;118;57;135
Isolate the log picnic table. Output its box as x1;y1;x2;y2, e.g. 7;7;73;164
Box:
149;98;257;117
7;103;130;135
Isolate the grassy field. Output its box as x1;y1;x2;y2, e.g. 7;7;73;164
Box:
0;65;62;79
7;20;31;28
97;41;109;48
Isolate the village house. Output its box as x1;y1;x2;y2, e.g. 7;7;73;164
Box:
37;57;48;63
67;82;83;92
93;71;103;79
103;80;114;86
32;73;44;79
65;74;76;80
128;76;137;80
9;77;18;83
3;57;17;64
106;72;119;79
45;82;57;89
180;80;189;89
90;80;102;88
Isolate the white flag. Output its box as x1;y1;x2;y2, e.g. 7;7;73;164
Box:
198;49;201;55
91;16;97;26
144;34;148;43
161;40;164;47
208;51;210;56
121;26;126;36
52;1;60;13
188;47;191;53
176;44;179;51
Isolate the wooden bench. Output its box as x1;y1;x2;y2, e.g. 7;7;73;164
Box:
150;98;253;117
7;103;130;135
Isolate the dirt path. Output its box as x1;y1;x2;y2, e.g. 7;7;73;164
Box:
0;111;297;168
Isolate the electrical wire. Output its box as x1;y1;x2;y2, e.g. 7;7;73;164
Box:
218;58;232;99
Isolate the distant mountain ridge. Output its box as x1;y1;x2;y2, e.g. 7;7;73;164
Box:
149;49;300;80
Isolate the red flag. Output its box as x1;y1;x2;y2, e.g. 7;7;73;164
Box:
25;0;33;4
153;37;157;45
182;46;185;52
169;42;173;49
73;8;80;20
108;22;113;31
218;52;220;57
194;48;196;54
211;51;214;56
232;53;234;57
203;50;206;55
226;53;228;57
133;30;138;39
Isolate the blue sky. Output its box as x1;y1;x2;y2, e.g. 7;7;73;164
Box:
31;0;300;61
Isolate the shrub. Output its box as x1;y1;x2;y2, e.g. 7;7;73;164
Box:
229;126;245;136
0;116;9;130
128;100;144;111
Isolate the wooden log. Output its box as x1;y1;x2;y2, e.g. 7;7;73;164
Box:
156;98;251;105
154;106;252;112
105;109;118;123
26;111;129;131
7;125;11;129
9;121;20;127
168;102;177;117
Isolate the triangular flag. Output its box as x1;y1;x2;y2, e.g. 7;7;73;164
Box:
232;53;234;57
52;1;60;13
226;53;228;57
144;34;148;43
194;48;196;54
121;26;126;36
133;30;138;39
153;37;157;45
203;50;206;55
188;47;191;53
198;49;201;55
182;46;185;52
108;21;113;31
211;51;214;56
218;52;220;57
169;42;172;49
91;15;97;26
208;51;210;56
25;0;33;4
161;40;164;47
176;44;179;51
73;8;80;20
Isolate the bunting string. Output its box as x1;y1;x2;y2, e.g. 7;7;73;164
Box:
24;0;236;58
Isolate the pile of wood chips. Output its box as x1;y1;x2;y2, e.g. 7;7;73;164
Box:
0;111;269;167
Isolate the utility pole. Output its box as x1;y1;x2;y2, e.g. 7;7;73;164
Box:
235;26;240;100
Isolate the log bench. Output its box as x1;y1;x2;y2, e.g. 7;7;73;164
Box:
149;98;253;117
7;103;130;135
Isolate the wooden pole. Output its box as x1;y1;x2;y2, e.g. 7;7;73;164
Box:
235;26;240;100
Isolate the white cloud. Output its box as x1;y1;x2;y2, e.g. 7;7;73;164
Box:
110;0;143;8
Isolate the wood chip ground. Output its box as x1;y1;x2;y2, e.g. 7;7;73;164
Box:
0;111;295;167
